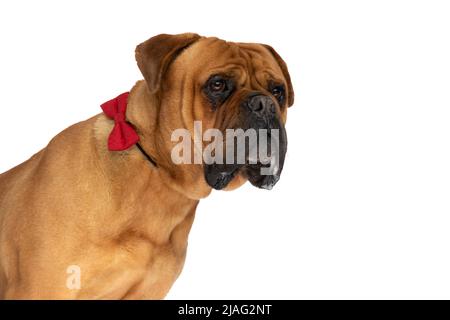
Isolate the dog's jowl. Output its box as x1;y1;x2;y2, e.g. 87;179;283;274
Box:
0;33;294;299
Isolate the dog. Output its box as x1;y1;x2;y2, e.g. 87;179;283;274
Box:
0;33;294;299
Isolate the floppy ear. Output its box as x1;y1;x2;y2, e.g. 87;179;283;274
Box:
135;33;201;94
262;44;294;107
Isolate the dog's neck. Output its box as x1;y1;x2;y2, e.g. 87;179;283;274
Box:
93;81;201;247
124;81;213;200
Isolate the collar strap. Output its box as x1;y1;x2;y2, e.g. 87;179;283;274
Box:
101;92;158;167
136;142;158;168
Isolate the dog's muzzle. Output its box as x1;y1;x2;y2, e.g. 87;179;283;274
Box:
204;93;288;190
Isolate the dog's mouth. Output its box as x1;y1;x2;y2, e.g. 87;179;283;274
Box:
204;123;287;191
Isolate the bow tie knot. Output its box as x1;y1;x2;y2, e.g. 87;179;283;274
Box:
114;113;126;123
100;92;140;151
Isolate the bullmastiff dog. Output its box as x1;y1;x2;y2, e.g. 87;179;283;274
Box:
0;33;294;299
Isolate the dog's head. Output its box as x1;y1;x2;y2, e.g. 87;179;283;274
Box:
135;33;294;197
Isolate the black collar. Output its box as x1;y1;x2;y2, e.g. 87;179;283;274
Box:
136;142;158;168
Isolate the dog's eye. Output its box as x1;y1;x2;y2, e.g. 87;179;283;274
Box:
271;86;284;99
209;79;226;92
203;75;235;109
269;83;285;105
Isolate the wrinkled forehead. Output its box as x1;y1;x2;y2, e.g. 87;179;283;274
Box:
178;37;285;86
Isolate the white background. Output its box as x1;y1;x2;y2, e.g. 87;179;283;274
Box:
1;0;449;299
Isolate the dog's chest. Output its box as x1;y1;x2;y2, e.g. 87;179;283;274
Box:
122;243;187;299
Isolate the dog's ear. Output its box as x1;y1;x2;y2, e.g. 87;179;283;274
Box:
135;33;201;94
262;44;294;107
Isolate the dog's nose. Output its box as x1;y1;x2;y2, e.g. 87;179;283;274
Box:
246;95;276;115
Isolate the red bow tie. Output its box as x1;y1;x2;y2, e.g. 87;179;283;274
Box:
100;92;139;151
